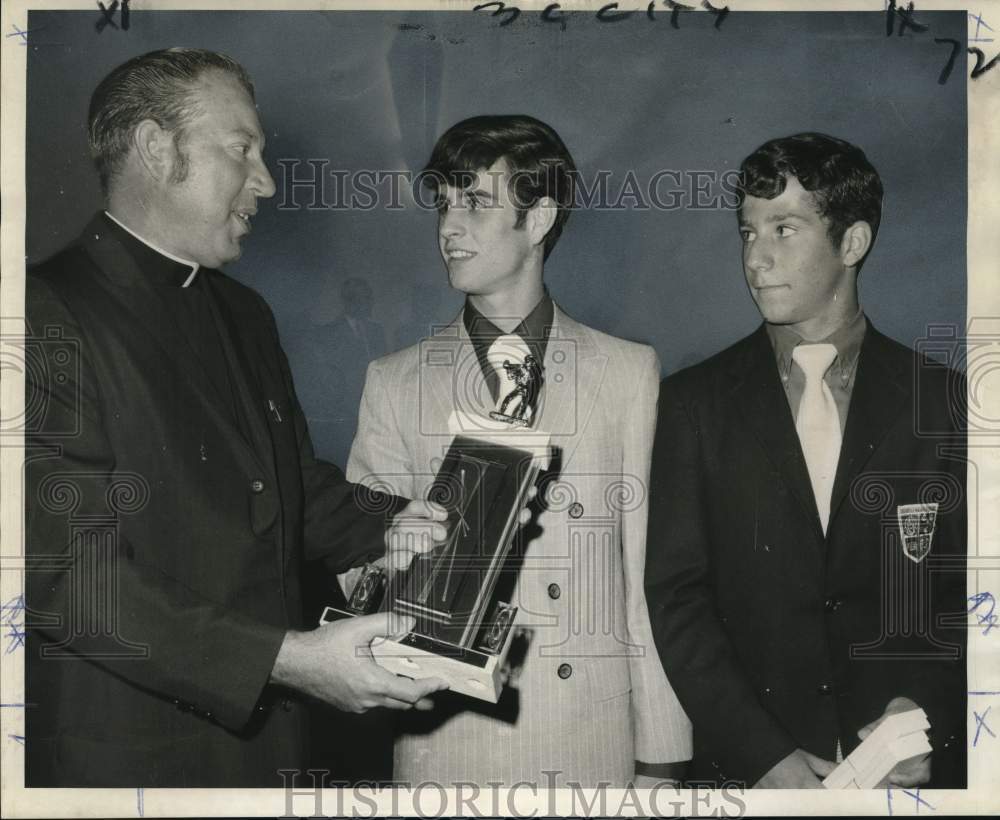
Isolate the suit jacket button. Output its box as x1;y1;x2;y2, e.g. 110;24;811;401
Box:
568;502;584;519
557;663;573;679
547;583;562;600
250;479;265;494
817;683;833;695
281;698;293;712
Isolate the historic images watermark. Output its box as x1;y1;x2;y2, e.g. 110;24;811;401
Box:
278;769;749;818
275;163;742;213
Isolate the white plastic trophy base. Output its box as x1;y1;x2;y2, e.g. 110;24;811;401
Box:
318;605;517;703
371;622;514;703
321;410;550;703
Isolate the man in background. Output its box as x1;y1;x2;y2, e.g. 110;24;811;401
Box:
292;276;387;466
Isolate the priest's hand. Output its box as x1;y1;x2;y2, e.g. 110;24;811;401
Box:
271;613;448;713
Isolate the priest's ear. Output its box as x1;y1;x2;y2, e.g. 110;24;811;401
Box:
840;220;873;270
526;197;558;250
132;119;182;184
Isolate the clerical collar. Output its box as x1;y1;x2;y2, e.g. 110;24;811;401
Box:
766;309;867;387
103;211;200;287
464;291;554;369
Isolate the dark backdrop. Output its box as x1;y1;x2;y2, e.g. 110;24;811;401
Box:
26;8;967;466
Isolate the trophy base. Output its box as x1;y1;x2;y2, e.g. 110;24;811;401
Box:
319;605;517;703
371;632;505;702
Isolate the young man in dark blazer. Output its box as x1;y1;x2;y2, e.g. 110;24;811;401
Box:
645;133;967;789
24;48;446;787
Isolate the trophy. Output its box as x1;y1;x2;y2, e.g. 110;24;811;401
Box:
321;343;549;702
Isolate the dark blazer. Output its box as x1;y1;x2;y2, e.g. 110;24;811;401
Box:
645;323;967;788
25;214;398;787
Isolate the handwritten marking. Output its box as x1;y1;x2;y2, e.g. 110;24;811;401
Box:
1;595;25;653
137;787;144;817
887;786;893;816
702;0;729;29
8;734;26;745
969;46;1000;78
473;1;520;26
469;1;726;31
968;591;998;636
667;0;693;29
5;23;34;45
887;0;929;37
542;3;566;30
0;594;25;619
973;706;995;747
597;3;633;23
902;787;935;812
4;624;25;654
968;11;994;43
935;38;962;85
96;0;130;33
884;2;998;80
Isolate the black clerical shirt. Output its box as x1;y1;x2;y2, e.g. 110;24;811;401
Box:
102;213;243;429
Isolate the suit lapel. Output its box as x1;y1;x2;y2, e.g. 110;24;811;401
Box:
537;307;605;469
828;326;908;526
733;326;826;545
421;317;486;435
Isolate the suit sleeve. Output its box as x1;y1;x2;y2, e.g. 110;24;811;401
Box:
26;277;284;732
623;347;693;765
644;375;797;785
255;294;407;570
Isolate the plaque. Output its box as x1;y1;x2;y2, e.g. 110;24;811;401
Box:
322;413;550;702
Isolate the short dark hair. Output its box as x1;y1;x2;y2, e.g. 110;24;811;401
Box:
422;114;577;261
737;132;884;271
88;48;255;195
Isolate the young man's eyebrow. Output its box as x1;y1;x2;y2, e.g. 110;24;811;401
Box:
763;211;809;223
466;186;498;200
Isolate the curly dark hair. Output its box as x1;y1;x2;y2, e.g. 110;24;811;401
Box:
738;132;884;271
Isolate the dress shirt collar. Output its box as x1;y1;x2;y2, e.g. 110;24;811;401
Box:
103;210;200;287
765;308;867;387
463;289;554;365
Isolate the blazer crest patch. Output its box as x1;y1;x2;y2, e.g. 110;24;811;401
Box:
897;502;938;564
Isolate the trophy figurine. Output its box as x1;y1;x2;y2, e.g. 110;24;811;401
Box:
490;354;543;427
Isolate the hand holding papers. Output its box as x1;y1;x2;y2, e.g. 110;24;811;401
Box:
823;707;932;789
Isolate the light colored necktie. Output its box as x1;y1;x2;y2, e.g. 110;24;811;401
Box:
792;343;841;533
